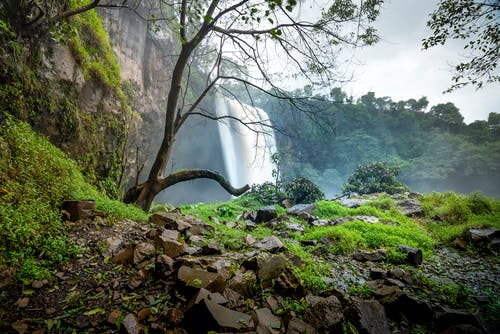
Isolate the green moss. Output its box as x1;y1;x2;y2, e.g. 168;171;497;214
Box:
0;119;147;282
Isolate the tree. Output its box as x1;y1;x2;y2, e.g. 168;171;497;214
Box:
422;0;499;92
342;162;408;195
113;0;383;210
429;102;464;133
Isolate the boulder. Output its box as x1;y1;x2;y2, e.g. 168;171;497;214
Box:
255;205;278;223
154;254;175;278
349;300;391;334
353;215;380;223
253;307;281;334
396;199;423;216
104;237;123;257
228;270;258;297
177;266;226;293
112;244;135;265
339;198;368;208
188;221;215;236
390;294;433;325
202;244;223;255
439;324;485;334
156;231;187;258
303;295;344;333
287;204;316;215
253;236;284;252
396;245;423;266
434;306;484;332
466;228;500;246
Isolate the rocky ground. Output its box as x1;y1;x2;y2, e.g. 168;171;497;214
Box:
0;201;498;334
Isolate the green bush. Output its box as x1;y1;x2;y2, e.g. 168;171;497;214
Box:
343;162;408;195
285;177;324;204
245;182;285;205
467;192;493;215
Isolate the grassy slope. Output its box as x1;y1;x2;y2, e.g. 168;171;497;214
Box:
0;119;148;282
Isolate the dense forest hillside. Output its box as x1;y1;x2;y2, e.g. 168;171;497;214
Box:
257;89;500;197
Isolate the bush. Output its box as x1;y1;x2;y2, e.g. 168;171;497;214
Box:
342;162;408;195
285;177;324;204
245;182;285;205
467;192;493;215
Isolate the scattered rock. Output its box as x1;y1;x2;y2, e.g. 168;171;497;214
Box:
397;245;423;266
339;198;368;208
396;199;423;216
156;231;187;258
352;215;380;223
202;244;222;255
133;242;155;265
121;313;142;334
155;254;175;278
466;228;500;247
107;309;122;326
303;295;344;333
435;306;483;332
255;205;278;223
253;307;281;334
369;268;386;280
353;249;387;262
31;279;48;289
111;244;135;265
287;204;316;215
300;239;318;246
349;300;391;334
228;270;258;296
286;318;317;334
150;212;192;232
257;255;287;287
285;222;305;232
310;219;330;227
128;268;151;290
16;297;29;308
188;221;215;236
104;237;123;256
244;234;257;246
165;307;184;325
177;266;226;293
253;236;284;252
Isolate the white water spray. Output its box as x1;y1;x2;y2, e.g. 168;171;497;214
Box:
215;93;277;188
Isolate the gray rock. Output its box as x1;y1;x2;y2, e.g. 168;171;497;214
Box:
253;236;284;252
353;249;387;262
287;204;316;215
285;222;305;232
104;237;123;257
149;212;192;232
467;228;500;245
397;245;423;266
353;215;380;224
396;199;423;216
339;198;368;208
121;313;142;334
255;205;278;223
310;219;330;227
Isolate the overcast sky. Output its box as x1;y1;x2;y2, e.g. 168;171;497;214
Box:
341;0;499;124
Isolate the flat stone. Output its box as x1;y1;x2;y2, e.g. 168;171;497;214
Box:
285;222;305;232
253;236;284;252
178;266;226;293
353;215;380;223
339;198;367;208
353;249;386;262
253;307;281;334
223;288;245;309
467;228;499;243
287;204;316;215
369;268;386;280
188;221;215;235
397;199;423;216
310;219;329;227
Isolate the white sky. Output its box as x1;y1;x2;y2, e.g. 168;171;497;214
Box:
341;0;499;124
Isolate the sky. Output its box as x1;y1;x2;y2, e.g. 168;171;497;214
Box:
341;0;499;124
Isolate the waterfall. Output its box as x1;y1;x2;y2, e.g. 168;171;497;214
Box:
215;93;277;188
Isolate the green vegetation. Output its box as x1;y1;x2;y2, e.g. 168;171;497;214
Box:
285;177;325;204
343;162;408;195
0;119;147;282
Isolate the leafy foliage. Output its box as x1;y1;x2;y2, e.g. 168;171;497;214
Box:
342;162;408;195
245;182;285;205
285;177;325;204
422;0;500;91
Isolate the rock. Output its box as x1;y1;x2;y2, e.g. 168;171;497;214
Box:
133;242;155;265
286;318;318;334
241;210;257;221
62;200;97;221
390;294;433;325
188;235;204;246
310;219;329;227
160;229;181;241
16;297;29;308
339;198;367;208
188;221;215;236
285;222;305;232
397;245;423;266
265;295;282;313
104;237;123;256
257;255;287;287
387;268;413;285
369;268;386;280
396;199;423;216
223;288;245;309
349;300;391;334
202;244;223;255
435;306;483;332
353;215;380;223
303;295;344;332
155;254;175;278
150;212;192;232
253;236;284;252
353;249;387;262
244;234;257;246
228;270;258;297
452;237;467;250
300;239;318;246
467;228;500;246
108;309;122;326
121;313;142;334
253;308;281;334
0;264;14;289
112;244;135;265
177;266;226;293
31;279;48;289
128;268;151;290
439;324;485;334
11;319;30;334
366;281;404;304
184;298;254;332
287;204;316;215
255;205;278;223
275;270;302;295
156;231;187;258
137;308;152;321
207;257;234;280
165;307;184;325
245;221;257;230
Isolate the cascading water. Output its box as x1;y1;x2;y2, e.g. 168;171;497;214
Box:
215;93;277;188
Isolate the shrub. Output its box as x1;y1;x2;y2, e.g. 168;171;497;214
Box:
342;162;408;195
285;177;324;204
245;182;285;205
467;192;493;215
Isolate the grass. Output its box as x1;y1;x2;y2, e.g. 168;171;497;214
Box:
0;119;147;282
